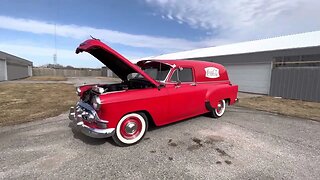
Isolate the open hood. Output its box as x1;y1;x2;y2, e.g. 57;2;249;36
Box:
75;39;160;87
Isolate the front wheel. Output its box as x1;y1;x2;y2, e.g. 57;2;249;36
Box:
112;112;148;146
212;100;226;118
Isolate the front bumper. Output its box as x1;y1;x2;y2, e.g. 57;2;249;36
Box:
69;102;115;138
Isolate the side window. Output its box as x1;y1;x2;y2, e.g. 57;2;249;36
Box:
180;68;193;82
170;68;194;82
170;70;178;82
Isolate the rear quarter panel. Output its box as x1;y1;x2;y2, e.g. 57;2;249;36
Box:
205;82;238;108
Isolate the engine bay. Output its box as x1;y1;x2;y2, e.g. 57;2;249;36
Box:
81;79;155;104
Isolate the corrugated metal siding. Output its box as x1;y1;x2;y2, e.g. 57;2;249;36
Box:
7;62;29;80
28;66;32;76
270;67;320;102
0;59;6;81
225;63;271;94
192;46;320;65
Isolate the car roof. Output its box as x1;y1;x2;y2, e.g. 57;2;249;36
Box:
138;59;229;82
143;59;216;67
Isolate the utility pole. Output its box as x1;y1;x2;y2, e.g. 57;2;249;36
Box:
53;0;58;66
53;22;57;66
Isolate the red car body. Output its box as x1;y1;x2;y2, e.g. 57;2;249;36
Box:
69;39;238;146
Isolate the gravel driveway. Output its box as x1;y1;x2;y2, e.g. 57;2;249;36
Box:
1;77;319;179
1;106;319;179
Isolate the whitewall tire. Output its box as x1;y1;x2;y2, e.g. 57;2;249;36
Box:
212;99;226;118
112;113;148;146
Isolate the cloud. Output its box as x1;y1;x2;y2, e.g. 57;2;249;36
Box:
0;16;204;51
0;42;99;67
145;0;320;42
0;42;152;67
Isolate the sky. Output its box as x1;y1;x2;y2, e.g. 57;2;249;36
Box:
0;0;319;68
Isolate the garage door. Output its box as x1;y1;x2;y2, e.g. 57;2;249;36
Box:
0;59;6;81
225;63;272;94
7;63;29;80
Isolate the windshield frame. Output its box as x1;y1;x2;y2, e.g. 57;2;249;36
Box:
132;61;173;83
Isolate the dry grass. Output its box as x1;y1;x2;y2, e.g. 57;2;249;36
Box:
237;96;320;121
0;83;78;126
25;76;68;81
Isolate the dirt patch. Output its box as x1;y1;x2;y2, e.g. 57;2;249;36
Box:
237;96;320;121
204;135;224;144
215;148;232;158
168;142;178;147
187;137;204;151
0;83;77;126
168;139;178;147
187;144;202;151
191;137;203;146
224;160;232;165
24;76;68;81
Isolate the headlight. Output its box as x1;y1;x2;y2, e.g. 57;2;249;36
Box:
92;96;101;110
76;87;81;96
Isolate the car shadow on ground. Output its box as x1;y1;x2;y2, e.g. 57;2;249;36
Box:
67;112;216;146
147;113;213;132
68;122;117;146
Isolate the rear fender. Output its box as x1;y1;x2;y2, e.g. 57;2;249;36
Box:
205;84;238;109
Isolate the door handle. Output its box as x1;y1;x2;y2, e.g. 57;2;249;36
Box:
191;83;196;86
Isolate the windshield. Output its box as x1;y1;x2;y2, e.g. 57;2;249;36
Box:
129;61;172;82
132;67;170;81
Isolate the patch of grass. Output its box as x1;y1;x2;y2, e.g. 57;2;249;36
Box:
0;83;78;126
25;76;67;81
237;96;320;121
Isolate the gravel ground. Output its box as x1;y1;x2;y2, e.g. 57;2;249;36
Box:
0;77;319;179
0;106;319;180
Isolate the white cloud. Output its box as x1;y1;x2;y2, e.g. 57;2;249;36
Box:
0;43;100;67
0;42;152;67
1;0;320;63
146;0;320;43
0;16;204;51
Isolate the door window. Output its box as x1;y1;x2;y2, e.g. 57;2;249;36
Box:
170;68;194;82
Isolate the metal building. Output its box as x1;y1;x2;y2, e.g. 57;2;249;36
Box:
144;31;320;102
0;51;33;81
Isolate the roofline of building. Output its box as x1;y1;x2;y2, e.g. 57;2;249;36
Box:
0;51;33;65
143;31;320;60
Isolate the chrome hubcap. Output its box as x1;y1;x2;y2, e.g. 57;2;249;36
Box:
217;103;222;112
216;101;225;114
125;122;137;135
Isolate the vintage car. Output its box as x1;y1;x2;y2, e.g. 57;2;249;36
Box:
69;39;238;146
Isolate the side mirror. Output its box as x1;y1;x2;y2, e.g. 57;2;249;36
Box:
176;81;181;86
157;83;165;91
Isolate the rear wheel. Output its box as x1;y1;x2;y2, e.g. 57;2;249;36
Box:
212;100;226;118
112;112;148;146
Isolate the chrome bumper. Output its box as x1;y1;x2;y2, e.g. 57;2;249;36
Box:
69;102;115;138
